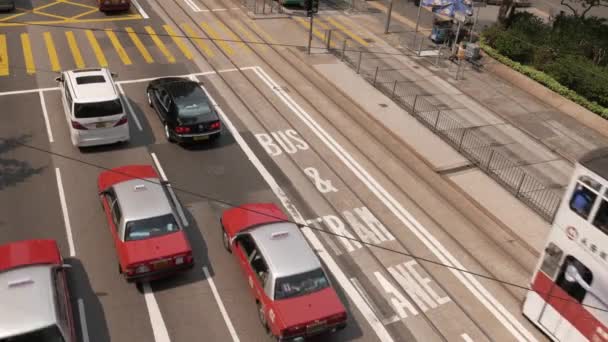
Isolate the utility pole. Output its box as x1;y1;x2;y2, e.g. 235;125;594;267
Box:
384;0;394;34
305;0;319;54
412;1;422;45
308;14;314;54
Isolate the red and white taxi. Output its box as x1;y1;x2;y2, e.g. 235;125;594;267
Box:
221;203;347;341
0;239;76;341
98;165;194;283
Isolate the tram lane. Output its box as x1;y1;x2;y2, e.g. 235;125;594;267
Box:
207;66;549;342
124;73;379;342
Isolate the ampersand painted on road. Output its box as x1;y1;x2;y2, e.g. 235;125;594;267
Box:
304;167;338;193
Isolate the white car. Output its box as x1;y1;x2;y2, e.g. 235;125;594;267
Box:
56;68;130;147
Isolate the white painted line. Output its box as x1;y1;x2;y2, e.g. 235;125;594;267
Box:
0;86;59;97
461;333;474;342
211;8;228;11
192;75;394;342
55;168;75;257
38;90;53;143
116;84;143;132
150;152;189;227
251;66;537;342
184;0;202;12
131;0;149;18
77;298;90;342
142;282;171;342
203;266;240;342
350;277;382;320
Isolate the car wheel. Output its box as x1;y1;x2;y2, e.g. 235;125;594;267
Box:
222;228;231;253
147;90;153;107
164;123;175;143
257;302;269;333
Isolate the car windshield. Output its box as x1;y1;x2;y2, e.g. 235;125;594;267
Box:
1;325;65;342
274;268;329;300
74;99;123;118
125;214;179;241
173;84;215;121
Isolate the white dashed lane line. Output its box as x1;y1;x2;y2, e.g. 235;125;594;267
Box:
203;266;240;342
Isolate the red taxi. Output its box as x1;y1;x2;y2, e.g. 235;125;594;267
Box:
221;203;347;341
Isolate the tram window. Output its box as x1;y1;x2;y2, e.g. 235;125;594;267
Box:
579;175;601;191
540;243;563;278
555;256;593;303
569;183;597;220
593;199;608;235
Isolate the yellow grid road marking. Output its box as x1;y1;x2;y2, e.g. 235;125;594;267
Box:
70;8;98;20
199;22;234;56
66;31;85;68
86;30;108;67
294;17;331;47
0;10;27;22
125;27;154;63
325;17;369;47
21;33;35;74
62;0;99;10
43;32;61;72
232;21;265;50
215;21;248;53
164;25;192;60
181;23;214;57
105;29;132;65
145;26;176;64
0;35;8;76
0;15;143;27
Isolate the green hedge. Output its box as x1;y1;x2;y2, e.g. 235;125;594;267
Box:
479;38;608;118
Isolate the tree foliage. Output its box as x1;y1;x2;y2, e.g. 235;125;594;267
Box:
559;0;608;18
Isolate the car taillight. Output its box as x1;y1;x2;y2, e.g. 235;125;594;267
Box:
174;126;191;134
125;267;135;276
114;116;128;126
209;121;221;130
327;312;347;324
283;325;305;338
71;120;88;130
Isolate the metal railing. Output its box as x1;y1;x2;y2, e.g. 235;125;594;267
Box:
326;36;563;221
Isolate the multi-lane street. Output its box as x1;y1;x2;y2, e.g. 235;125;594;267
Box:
0;0;552;341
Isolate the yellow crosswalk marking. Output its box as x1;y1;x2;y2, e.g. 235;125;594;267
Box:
164;25;192;60
21;33;35;75
294;17;330;46
66;31;85;69
313;18;343;48
199;22;234;55
0;35;7;76
232;21;265;51
43;32;61;72
85;30;108;67
125;27;154;64
105;29;132;65
181;23;214;57
145;26;176;64
325;17;369;47
215;21;248;53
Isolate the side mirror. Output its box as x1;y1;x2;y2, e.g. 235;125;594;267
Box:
55;76;63;82
60;264;73;270
111;72;118;78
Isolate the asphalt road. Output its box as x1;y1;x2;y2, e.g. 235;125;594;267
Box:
0;0;551;341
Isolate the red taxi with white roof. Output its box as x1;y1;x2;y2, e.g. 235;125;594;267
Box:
0;239;75;341
98;165;194;283
221;203;347;341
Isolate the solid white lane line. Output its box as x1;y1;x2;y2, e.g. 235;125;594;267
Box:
38;90;53;143
184;0;201;12
116;84;143;132
131;0;149;18
77;298;90;342
55;168;75;257
0;86;59;97
150;152;189;227
461;333;474;342
142;282;171;342
211;8;228;11
252;66;537;341
193;76;394;342
203;266;240;342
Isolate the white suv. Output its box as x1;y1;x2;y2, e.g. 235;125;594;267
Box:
56;68;130;147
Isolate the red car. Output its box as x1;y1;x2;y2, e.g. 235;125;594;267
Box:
98;165;193;283
0;240;76;341
221;203;347;341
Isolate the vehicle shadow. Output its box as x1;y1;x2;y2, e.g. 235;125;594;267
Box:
64;257;111;342
142;203;215;293
178;129;236;152
0;135;45;191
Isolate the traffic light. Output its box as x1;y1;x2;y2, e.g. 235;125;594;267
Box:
311;0;319;13
305;0;318;16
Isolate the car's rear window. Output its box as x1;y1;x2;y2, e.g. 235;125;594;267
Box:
274;268;329;300
0;324;65;342
74;99;123;118
173;85;216;120
125;214;180;241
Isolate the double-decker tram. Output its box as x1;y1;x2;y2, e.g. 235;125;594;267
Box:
523;148;608;341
